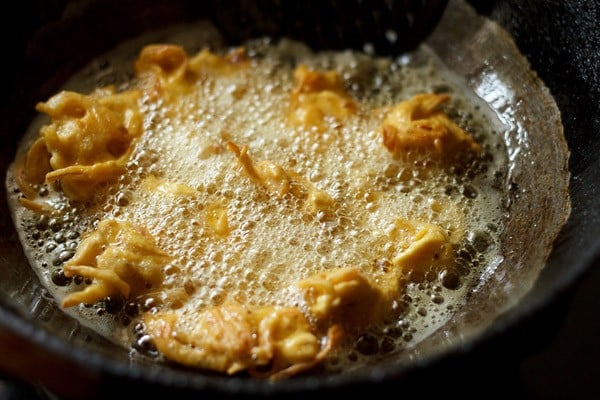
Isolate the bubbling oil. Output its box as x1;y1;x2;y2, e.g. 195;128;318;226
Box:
6;21;509;373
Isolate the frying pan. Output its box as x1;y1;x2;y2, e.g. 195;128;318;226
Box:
0;0;597;398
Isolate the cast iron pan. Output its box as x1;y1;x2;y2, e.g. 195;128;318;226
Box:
0;0;597;398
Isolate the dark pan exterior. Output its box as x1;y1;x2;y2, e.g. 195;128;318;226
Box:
0;1;597;398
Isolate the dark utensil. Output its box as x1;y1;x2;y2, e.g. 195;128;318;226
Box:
0;0;597;398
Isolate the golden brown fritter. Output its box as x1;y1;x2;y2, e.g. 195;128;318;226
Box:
288;65;357;131
20;87;142;202
380;93;481;162
62;219;169;307
145;301;341;379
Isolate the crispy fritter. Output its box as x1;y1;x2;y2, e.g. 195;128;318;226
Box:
381;93;481;162
21;87;142;202
288;65;357;131
62;219;169;307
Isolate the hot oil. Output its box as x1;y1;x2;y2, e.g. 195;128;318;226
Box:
6;22;509;373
